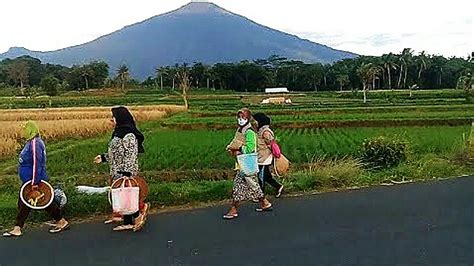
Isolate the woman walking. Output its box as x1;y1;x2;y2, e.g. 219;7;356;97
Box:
94;106;150;231
223;108;272;219
253;113;284;198
3;121;69;237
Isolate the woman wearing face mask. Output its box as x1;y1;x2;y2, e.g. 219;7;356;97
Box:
253;113;284;197
223;108;272;220
94;106;150;231
3;121;69;237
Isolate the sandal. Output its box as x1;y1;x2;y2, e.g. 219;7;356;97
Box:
276;186;284;198
222;213;239;220
133;215;145;232
113;225;134;231
49;221;70;234
104;217;123;224
44;220;59;227
3;231;22;237
256;204;273;212
141;203;150;218
134;203;151;232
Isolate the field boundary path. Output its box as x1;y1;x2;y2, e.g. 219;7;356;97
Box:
0;176;473;266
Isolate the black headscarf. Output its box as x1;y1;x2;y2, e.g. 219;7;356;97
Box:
111;106;145;153
253;113;271;130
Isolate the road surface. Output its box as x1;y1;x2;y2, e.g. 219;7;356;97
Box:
1;176;473;265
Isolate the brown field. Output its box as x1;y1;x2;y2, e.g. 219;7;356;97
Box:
0;105;186;121
0;105;186;159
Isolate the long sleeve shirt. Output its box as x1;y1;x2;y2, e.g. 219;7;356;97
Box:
103;133;139;179
18;136;48;185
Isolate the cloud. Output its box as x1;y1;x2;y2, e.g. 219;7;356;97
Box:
0;0;471;58
292;29;472;57
369;34;400;47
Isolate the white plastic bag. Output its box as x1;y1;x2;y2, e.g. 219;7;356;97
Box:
76;186;110;195
111;178;139;215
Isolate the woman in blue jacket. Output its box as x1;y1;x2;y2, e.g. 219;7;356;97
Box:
3;121;69;237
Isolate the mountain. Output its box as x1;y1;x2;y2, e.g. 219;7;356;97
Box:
0;2;357;79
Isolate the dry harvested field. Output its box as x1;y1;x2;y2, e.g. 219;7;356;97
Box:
0;105;186;158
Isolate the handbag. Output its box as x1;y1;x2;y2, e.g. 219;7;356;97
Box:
236;132;259;176
237;153;259;176
111;177;140;215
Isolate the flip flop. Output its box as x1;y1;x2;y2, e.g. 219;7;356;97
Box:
49;221;70;234
104;217;123;224
133;215;146;232
113;225;134;231
44;221;57;227
256;204;273;212
222;213;239;220
3;231;22;237
276;186;284;198
133;218;145;232
134;203;151;232
142;203;150;218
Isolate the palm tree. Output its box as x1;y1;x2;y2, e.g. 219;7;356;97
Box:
371;65;383;90
322;64;332;88
397;48;413;89
431;56;447;88
80;66;92;90
116;64;130;91
358;62;383;103
171;67;178;90
358;63;373;103
415;51;430;87
155;66;168;90
208;67;217;90
381;53;398;90
336;74;350;91
203;66;211;89
309;63;323;91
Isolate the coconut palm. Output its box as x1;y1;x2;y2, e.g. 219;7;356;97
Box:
381;53;398;90
79;66;92;90
415;51;430;86
431;55;447;87
155;66;168;90
336;74;350;91
116;64;130;91
397;48;413;89
358;63;373;103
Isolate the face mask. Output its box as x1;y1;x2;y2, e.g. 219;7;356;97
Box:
238;118;248;126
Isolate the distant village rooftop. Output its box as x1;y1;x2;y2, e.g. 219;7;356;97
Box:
265;87;289;93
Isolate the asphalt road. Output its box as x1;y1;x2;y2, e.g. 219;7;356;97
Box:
0;176;473;266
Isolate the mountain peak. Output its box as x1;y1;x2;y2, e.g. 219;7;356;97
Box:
7;46;30;53
0;2;357;79
173;1;231;15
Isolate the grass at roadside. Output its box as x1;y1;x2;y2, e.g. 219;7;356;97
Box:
0;152;472;227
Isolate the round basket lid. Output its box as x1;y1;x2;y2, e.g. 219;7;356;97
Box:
20;180;54;210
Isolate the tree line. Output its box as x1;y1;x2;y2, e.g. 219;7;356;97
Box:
0;49;472;96
150;50;472;93
0;56;109;95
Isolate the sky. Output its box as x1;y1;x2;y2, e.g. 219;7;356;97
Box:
0;0;472;57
